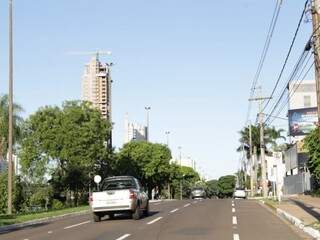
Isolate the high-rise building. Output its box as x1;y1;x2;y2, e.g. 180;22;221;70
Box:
81;56;112;120
124;114;147;144
81;56;113;147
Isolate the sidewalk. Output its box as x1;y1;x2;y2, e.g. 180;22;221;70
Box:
264;195;320;239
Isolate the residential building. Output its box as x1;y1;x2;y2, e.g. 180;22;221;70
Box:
81;56;112;120
81;56;113;147
124;114;147;144
283;79;318;195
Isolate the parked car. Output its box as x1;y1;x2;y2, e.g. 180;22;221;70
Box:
90;176;149;222
191;187;206;199
234;187;246;199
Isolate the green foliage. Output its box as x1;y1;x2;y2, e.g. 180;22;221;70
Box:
0;94;24;159
217;175;236;198
52;199;64;210
237;125;285;158
19;101;113;206
0;172;27;214
116;141;172;196
206;179;219;197
304;128;320;179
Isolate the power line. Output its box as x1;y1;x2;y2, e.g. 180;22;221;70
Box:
245;0;283;124
264;43;311;124
267;60;314;125
262;0;309;112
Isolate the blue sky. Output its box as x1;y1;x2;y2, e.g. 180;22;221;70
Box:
0;0;314;179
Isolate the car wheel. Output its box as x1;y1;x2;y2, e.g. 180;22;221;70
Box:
144;202;150;217
132;206;141;220
93;212;101;222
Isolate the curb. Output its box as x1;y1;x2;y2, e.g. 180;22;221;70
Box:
260;200;320;240
0;209;89;234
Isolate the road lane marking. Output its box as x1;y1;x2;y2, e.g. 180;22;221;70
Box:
64;220;91;229
232;207;235;213
170;208;179;213
48;230;53;234
232;216;237;225
232;203;235;207
184;203;191;207
233;233;240;240
147;216;163;225
115;234;131;240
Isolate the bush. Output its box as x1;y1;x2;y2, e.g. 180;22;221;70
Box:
52;199;64;210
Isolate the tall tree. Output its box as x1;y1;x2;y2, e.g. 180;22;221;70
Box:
116;141;172;197
0;94;23;160
304;128;320;179
19;100;112;206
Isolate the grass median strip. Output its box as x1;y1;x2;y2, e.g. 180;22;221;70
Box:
0;205;89;227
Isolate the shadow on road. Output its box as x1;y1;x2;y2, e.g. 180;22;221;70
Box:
290;199;320;221
101;211;159;222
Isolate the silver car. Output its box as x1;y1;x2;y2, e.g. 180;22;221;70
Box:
191;187;206;199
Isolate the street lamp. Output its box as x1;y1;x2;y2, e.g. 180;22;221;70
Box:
165;131;170;146
145;107;151;141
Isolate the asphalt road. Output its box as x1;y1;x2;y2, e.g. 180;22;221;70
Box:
0;199;310;240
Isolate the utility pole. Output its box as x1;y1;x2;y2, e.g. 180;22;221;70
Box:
312;0;320;124
7;0;13;215
249;88;271;198
178;146;182;200
145;107;151;141
249;122;254;197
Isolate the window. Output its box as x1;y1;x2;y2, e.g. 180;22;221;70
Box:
303;95;311;107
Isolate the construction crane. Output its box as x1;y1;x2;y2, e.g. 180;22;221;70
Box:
68;50;112;61
69;50;114;149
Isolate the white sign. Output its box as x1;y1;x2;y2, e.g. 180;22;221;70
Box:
94;175;101;184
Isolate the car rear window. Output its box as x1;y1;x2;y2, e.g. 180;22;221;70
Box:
102;179;136;190
192;187;204;191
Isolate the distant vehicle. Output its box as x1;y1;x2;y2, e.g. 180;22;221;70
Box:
234;187;246;199
191;187;206;199
90;176;149;222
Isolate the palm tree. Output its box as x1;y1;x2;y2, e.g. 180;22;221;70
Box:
237;124;285;157
0;94;24;160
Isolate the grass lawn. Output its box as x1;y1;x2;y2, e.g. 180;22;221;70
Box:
0;205;89;227
262;198;279;210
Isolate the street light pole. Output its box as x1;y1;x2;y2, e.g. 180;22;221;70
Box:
145;107;151;142
165;131;170;146
7;0;13;215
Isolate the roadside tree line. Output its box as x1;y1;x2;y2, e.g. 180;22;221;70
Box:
0;96;201;214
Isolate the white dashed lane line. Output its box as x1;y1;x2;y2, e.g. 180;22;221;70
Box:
232;216;237;225
48;230;53;234
170;208;179;213
233;233;240;240
115;233;131;240
232;207;235;213
184;203;191;207
147;216;163;225
63;220;91;229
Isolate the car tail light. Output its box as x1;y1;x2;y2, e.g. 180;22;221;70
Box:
129;189;136;199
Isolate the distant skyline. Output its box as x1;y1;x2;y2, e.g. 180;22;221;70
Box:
0;0;315;179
